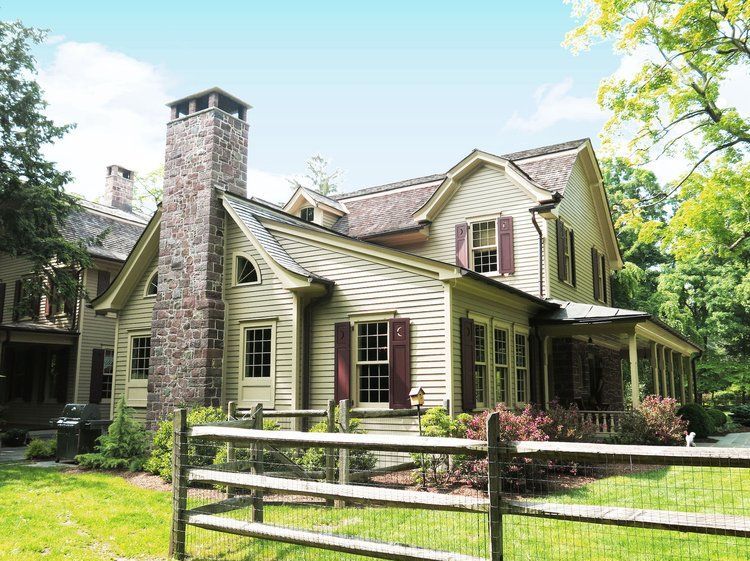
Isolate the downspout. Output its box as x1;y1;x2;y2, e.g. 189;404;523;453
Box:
301;283;334;425
529;210;545;299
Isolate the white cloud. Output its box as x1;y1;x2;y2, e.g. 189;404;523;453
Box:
504;77;603;133
38;41;289;204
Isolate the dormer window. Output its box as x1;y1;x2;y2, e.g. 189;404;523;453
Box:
236;256;260;285
300;207;315;223
145;271;158;296
470;220;498;274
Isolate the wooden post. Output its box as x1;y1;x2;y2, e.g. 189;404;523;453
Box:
650;342;660;396
659;345;669;397
686;355;695;403
678;353;686;404
487;411;502;561
668;350;676;400
325;399;336;507
251;403;264;522
226;401;237;499
169;408;188;560
336;399;351;508
628;334;640;408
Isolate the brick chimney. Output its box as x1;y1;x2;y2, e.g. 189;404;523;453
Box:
147;87;251;427
103;165;134;211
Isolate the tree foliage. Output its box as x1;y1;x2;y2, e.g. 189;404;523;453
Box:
287;154;343;196
0;21;91;310
131;166;163;215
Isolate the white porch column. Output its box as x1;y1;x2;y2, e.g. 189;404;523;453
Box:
650;342;660;396
678;352;686;404
543;336;551;408
668;350;676;400
685;355;695;403
659;345;669;397
628;333;640;408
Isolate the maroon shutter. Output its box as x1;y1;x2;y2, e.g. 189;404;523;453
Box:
0;282;5;323
97;270;111;297
455;223;469;268
600;255;607;303
388;317;411;409
12;280;21;321
334;322;351;402
556;220;566;281
460;317;476;412
497;216;515;274
569;229;577;286
592;248;601;301
89;348;105;403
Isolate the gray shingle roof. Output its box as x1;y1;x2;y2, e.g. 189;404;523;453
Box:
539;300;649;323
299;187;347;213
334;174;446;201
500;139;588;161
512;152;580;194
61;201;147;262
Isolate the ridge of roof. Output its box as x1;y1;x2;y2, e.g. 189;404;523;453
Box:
334;174;446;200
501;138;589;162
297;186;348;212
78;199;150;225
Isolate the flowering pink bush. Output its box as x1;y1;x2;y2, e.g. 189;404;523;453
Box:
542;401;597;442
616;395;688;446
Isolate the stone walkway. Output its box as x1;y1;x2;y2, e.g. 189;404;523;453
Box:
696;432;750;448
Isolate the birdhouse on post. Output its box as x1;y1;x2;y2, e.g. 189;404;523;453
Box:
409;387;425;407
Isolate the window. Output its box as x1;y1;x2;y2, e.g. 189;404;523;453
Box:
474;323;488;407
493;327;509;404
470;220;498;273
101;349;114;400
129;336;151;380
243;327;273;378
300;207;315;222
236;256;260;285
145;272;158;296
563;226;575;284
515;332;529;403
356;321;389;404
592;248;608;303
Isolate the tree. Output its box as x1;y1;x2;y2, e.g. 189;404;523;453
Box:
287;154;343;196
0;21;91;312
131;166;163;214
566;0;750;200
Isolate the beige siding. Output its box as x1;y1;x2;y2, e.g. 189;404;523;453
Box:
319;209;340;229
548;160;609;305
223;218;295;410
413;165;543;296
112;253;158;422
0;253;33;322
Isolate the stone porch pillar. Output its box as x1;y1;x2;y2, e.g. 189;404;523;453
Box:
628;333;640;408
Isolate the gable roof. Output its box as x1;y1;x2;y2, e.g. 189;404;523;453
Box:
283;186;348;216
61;200;147;262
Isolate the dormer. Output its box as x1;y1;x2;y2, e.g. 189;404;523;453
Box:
283;186;348;228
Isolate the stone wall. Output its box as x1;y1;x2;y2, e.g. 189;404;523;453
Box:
147;105;249;427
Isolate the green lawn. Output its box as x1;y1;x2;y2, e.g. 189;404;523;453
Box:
1;464;748;561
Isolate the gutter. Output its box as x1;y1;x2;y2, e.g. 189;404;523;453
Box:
529;197;561;299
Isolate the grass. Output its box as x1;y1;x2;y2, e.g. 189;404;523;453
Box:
0;464;748;561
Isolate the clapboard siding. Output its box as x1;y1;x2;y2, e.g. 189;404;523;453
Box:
223;218;295;410
548;160;609;304
414;165;542;296
0;254;33;321
276;234;448;434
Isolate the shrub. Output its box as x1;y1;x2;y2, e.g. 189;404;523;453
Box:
705;407;728;428
145;406;226;482
615;396;688;446
541;401;597;442
1;428;28;447
677;403;715;438
410;407;472;486
731;404;750;426
25;438;56;460
212;419;281;467
76;395;149;471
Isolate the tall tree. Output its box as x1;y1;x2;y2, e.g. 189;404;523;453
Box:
566;0;750;200
0;21;90;313
131;166;163;215
287;154;343;196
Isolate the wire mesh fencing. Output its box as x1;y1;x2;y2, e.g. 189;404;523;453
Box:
172;407;750;561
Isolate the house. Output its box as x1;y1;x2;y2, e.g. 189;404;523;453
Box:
0;167;146;427
93;87;700;432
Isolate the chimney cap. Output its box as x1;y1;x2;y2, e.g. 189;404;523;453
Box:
167;87;252;121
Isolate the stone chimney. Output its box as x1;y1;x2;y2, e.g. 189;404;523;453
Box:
147;87;251;427
103;165;134;211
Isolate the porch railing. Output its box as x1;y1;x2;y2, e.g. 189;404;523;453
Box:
579;410;627;437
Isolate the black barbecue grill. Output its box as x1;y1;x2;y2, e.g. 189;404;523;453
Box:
51;403;110;462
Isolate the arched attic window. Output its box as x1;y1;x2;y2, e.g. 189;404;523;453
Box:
236;255;261;285
145;271;158;296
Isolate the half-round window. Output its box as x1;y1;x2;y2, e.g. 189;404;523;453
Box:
146;271;158;296
236;256;260;285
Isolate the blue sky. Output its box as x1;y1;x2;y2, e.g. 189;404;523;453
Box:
3;1;621;202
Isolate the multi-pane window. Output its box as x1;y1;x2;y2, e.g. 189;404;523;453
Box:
561;224;576;285
493;327;509;404
146;272;158;296
474;323;488;406
244;327;272;378
130;336;151;380
236;256;259;285
471;220;497;274
515;333;529;403
300;207;315;222
356;321;389;404
101;349;114;399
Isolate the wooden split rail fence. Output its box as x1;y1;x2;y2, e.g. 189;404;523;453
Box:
170;408;750;561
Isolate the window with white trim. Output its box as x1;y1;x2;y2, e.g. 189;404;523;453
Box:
514;332;529;403
470;220;497;274
561;224;576;285
236;256;260;285
474;322;488;407
300;207;315;222
243;326;273;378
130;336;151;380
493;327;509;404
145;272;158;296
355;321;389;404
102;349;114;399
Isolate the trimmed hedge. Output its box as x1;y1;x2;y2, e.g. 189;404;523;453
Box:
676;403;715;438
731;404;750;426
705;407;727;428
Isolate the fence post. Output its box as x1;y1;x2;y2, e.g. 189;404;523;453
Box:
325;399;336;507
251;403;264;522
487;411;503;561
169;408;188;560
226;401;237;499
336;398;351;508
